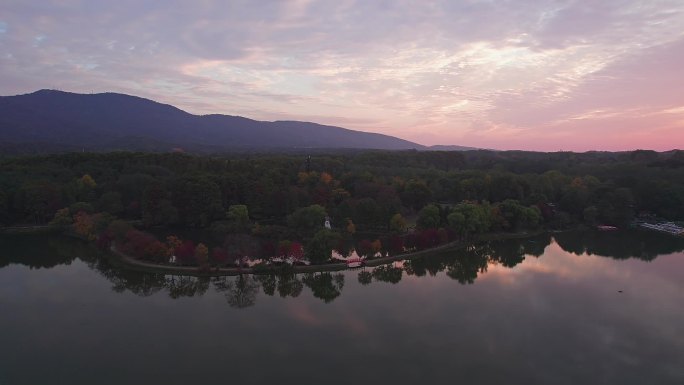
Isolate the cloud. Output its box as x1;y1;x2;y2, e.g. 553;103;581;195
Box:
1;0;683;150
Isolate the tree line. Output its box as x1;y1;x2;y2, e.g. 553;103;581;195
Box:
0;149;682;264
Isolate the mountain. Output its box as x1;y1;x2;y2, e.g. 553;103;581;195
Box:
0;89;428;153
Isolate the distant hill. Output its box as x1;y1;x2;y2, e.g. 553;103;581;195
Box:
0;89;448;153
426;144;480;151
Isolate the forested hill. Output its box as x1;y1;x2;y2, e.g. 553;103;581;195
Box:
1;149;682;230
0;89;427;153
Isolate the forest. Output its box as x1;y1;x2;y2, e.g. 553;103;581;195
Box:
1;149;683;266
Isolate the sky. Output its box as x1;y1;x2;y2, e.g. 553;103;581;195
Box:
1;0;683;151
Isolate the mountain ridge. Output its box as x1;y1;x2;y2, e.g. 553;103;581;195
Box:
0;89;477;153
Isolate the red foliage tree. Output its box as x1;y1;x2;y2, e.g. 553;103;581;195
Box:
356;239;373;258
387;235;405;254
289;242;304;261
145;240;169;263
96;231;113;250
404;233;417;250
261;240;277;259
277;240;292;257
437;228;449;245
417;228;439;249
211;247;230;265
175;240;196;265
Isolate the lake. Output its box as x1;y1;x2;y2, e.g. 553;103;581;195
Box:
1;230;683;385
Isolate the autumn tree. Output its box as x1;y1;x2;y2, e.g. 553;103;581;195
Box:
49;208;72;229
195;243;209;269
389;213;407;233
73;211;96;240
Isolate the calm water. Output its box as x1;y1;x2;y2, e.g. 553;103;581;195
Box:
1;231;683;385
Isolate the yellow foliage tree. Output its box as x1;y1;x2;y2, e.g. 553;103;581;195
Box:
166;235;182;256
73;211;95;240
195;243;209;267
320;172;333;184
346;218;356;234
371;239;382;255
80;174;97;188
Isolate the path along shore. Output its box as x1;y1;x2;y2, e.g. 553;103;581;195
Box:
109;231;542;277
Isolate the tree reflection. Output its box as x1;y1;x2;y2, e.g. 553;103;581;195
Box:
357;270;372;285
276;273;304;298
371;265;403;284
165;275;210;298
489;241;526;268
4;230;683;308
523;233;553;257
213;275;260;309
302;272;344;303
255;274;277;296
100;263;166;297
554;229;684;260
0;235;79;269
446;245;489;285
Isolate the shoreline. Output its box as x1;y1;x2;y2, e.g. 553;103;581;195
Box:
108;230;545;277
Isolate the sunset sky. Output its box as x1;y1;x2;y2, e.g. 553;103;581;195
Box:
1;0;683;151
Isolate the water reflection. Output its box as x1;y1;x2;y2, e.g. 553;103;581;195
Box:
2;230;683;309
554;229;684;260
214;275;259;308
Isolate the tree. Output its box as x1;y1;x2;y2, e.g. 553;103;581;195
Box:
345;218;356;235
49;208;72;229
371;239;382;256
389;213;407;233
173;177;224;227
290;242;304;261
79;174;97;189
402;180;432;210
73;211;96;240
210;247;230;265
306;229;341;263
142;184;177;226
166;236;183;255
447;202;491;239
175;240;196;265
195;243;209;269
288;204;327;237
20;181;62;224
97;192;124;215
227;204;250;232
76;174;97;202
417;204;440;229
144;240;169;263
495;199;541;231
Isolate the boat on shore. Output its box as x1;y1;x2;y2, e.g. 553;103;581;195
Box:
639;222;684;236
346;258;364;268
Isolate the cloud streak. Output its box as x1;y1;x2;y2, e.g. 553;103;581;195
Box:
1;0;683;151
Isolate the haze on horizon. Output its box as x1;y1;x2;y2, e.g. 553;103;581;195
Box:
1;0;683;152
